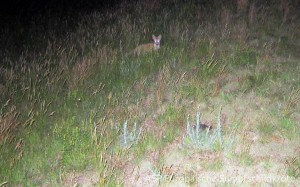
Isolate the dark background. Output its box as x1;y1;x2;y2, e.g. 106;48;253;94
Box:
4;0;298;29
1;0;121;27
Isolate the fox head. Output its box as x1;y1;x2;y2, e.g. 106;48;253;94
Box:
152;35;162;50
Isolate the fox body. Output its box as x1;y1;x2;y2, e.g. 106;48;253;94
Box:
132;35;161;56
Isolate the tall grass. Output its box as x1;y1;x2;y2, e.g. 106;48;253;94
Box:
0;0;299;185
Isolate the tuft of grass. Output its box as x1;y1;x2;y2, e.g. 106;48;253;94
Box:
256;118;275;142
286;156;300;179
0;105;21;145
199;54;226;80
238;132;254;166
238;68;279;94
232;47;257;66
184;170;197;186
149;164;175;185
239;153;254;166
120;121;142;148
282;88;300;117
97;151;123;186
182;108;222;151
279;117;298;140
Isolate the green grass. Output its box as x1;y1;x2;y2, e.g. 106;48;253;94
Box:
201;158;223;171
279;117;299;140
286;156;300;179
257;118;275;141
0;0;300;186
227;46;258;66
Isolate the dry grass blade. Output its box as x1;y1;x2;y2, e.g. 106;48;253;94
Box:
0;106;21;144
283;88;300;117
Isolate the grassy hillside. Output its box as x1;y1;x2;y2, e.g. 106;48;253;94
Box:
0;0;299;186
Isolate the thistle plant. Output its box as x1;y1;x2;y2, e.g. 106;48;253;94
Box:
121;121;142;148
183;108;223;150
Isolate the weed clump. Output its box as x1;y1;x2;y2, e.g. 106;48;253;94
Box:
182;108;222;151
120;121;142;148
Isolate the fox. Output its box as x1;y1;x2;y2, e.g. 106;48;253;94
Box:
131;35;162;56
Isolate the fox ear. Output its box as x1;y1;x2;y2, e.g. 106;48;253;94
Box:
152;35;155;39
158;35;162;39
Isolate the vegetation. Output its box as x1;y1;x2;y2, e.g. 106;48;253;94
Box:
0;0;299;186
182;109;223;151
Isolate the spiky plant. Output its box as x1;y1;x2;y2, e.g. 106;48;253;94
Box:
183;108;222;151
121;121;142;148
